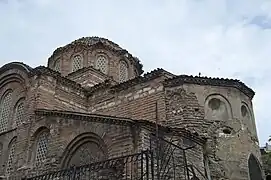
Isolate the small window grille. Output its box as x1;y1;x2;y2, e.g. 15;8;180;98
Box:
119;61;128;83
14;102;24;127
0;92;12;133
55;59;61;72
35;131;49;165
6;138;16;175
68;142;104;167
72;55;83;72
96;55;108;74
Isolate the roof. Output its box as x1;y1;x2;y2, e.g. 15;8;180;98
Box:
0;61;255;99
164;75;255;99
0;62;33;75
85;68;255;99
47;36;144;75
35;108;206;144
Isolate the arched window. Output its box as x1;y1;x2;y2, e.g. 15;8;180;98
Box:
248;154;264;180
14;100;25;127
0;91;13;133
119;61;128;83
62;133;107;168
6;138;17;176
96;55;108;74
72;55;83;72
204;94;232;121
241;103;252;125
35;131;50;165
54;59;61;72
0;143;3;164
68;141;105;167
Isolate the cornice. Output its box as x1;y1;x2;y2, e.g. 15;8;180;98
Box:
163;75;255;99
30;66;87;93
34;109;206;144
0;62;33;76
66;65;113;80
109;68;174;93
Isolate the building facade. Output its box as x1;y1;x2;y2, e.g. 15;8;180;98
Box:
0;37;264;179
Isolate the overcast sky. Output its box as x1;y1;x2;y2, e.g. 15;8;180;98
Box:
1;0;271;145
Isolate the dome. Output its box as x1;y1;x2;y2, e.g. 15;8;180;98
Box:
47;36;143;76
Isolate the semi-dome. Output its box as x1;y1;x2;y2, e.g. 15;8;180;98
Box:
47;37;143;83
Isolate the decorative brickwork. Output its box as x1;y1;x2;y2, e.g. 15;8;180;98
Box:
0;37;263;179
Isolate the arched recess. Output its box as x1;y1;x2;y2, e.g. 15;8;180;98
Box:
95;54;109;74
119;60;129;83
12;97;25;128
72;54;83;72
54;58;61;72
29;127;51;166
241;102;254;130
5;137;17;176
0;142;3;165
0;90;13;133
248;154;264;180
204;94;233;121
61;132;108;168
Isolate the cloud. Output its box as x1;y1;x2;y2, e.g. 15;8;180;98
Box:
0;0;271;145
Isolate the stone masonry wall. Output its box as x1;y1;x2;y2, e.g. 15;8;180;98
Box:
24;115;136;177
89;82;166;123
36;74;87;112
181;83;262;180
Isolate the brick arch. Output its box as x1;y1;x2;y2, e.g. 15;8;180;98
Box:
248;153;264;180
5;136;17;176
118;59;129;83
204;94;233;121
0;89;13;133
60;132;108;168
0;63;31;91
12;97;26;128
28;126;51;164
67;121;112;152
71;53;84;72
241;102;253;124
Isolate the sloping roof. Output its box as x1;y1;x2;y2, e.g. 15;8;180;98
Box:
34;108;206;144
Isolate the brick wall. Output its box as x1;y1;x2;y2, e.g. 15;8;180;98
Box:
89;82;166;123
35;74;87;112
25;115;136;176
48;46;138;82
67;67;110;88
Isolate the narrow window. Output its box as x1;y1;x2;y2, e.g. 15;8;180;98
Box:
6;138;17;176
0;91;12;133
54;59;61;72
35;131;50;165
119;61;128;83
72;55;83;72
14;101;25;127
96;55;108;74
